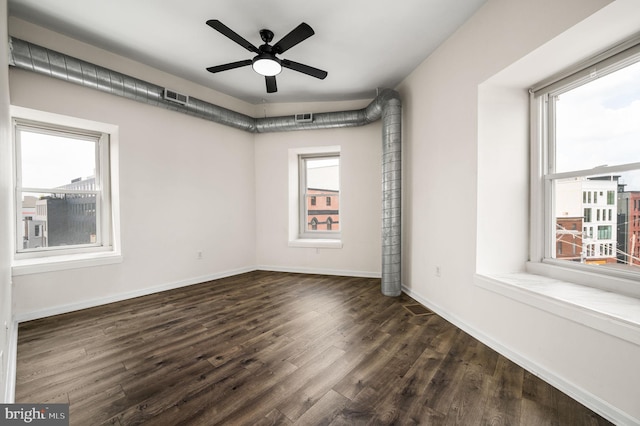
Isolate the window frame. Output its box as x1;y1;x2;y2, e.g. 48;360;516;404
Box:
10;106;121;274
529;35;640;296
287;145;342;249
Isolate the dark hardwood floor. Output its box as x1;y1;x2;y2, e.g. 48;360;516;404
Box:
15;271;612;425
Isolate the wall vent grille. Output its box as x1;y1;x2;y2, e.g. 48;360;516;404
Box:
295;113;313;123
163;89;189;105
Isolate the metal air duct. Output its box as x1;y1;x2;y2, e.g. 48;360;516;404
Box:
8;37;257;133
8;36;402;296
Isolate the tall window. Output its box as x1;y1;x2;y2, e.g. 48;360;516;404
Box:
13;109;118;260
299;153;340;238
532;37;640;283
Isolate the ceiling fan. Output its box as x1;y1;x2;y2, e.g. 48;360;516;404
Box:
205;20;328;94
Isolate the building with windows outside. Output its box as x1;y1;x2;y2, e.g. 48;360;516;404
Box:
22;177;97;249
555;177;618;264
618;190;640;266
306;188;339;231
20;196;44;249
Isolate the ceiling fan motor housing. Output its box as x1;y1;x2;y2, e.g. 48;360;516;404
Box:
260;29;274;44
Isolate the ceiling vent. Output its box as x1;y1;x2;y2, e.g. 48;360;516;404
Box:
163;88;189;105
295;113;313;123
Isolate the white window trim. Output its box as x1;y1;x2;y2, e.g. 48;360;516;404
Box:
288;146;343;249
475;272;640;346
10;106;122;275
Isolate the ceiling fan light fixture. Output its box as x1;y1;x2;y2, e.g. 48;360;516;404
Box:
252;54;282;76
206;20;327;93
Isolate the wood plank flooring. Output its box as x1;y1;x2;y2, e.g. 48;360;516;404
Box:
15;271;612;425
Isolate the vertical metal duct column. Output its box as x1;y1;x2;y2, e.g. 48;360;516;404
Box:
380;94;402;296
8;37;402;296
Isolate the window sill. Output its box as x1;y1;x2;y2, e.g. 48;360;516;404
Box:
288;239;343;249
12;251;123;276
475;271;640;346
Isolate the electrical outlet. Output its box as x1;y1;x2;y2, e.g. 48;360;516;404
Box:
197;251;203;260
435;266;441;277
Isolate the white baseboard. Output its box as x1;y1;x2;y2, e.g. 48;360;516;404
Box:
401;285;640;426
14;266;256;323
4;320;17;403
256;264;381;279
15;266;380;323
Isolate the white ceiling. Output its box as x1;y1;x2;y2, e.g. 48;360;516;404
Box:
8;0;487;105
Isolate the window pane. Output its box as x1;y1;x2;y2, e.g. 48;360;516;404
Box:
19;129;96;189
306;158;340;190
555;60;640;173
20;191;97;250
553;171;640;270
304;157;339;233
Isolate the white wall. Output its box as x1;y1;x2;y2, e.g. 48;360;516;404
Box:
8;23;257;319
0;0;15;403
399;0;640;422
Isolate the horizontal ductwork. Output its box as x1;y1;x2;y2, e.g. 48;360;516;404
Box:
9;37;257;132
8;36;403;296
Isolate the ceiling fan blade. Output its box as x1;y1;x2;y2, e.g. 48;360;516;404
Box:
272;23;315;54
206;19;260;53
206;59;252;73
281;59;328;80
265;76;278;93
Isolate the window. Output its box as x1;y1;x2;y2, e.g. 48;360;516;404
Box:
598;226;612;240
531;37;640;286
288;146;342;248
12;107;120;271
298;153;340;239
